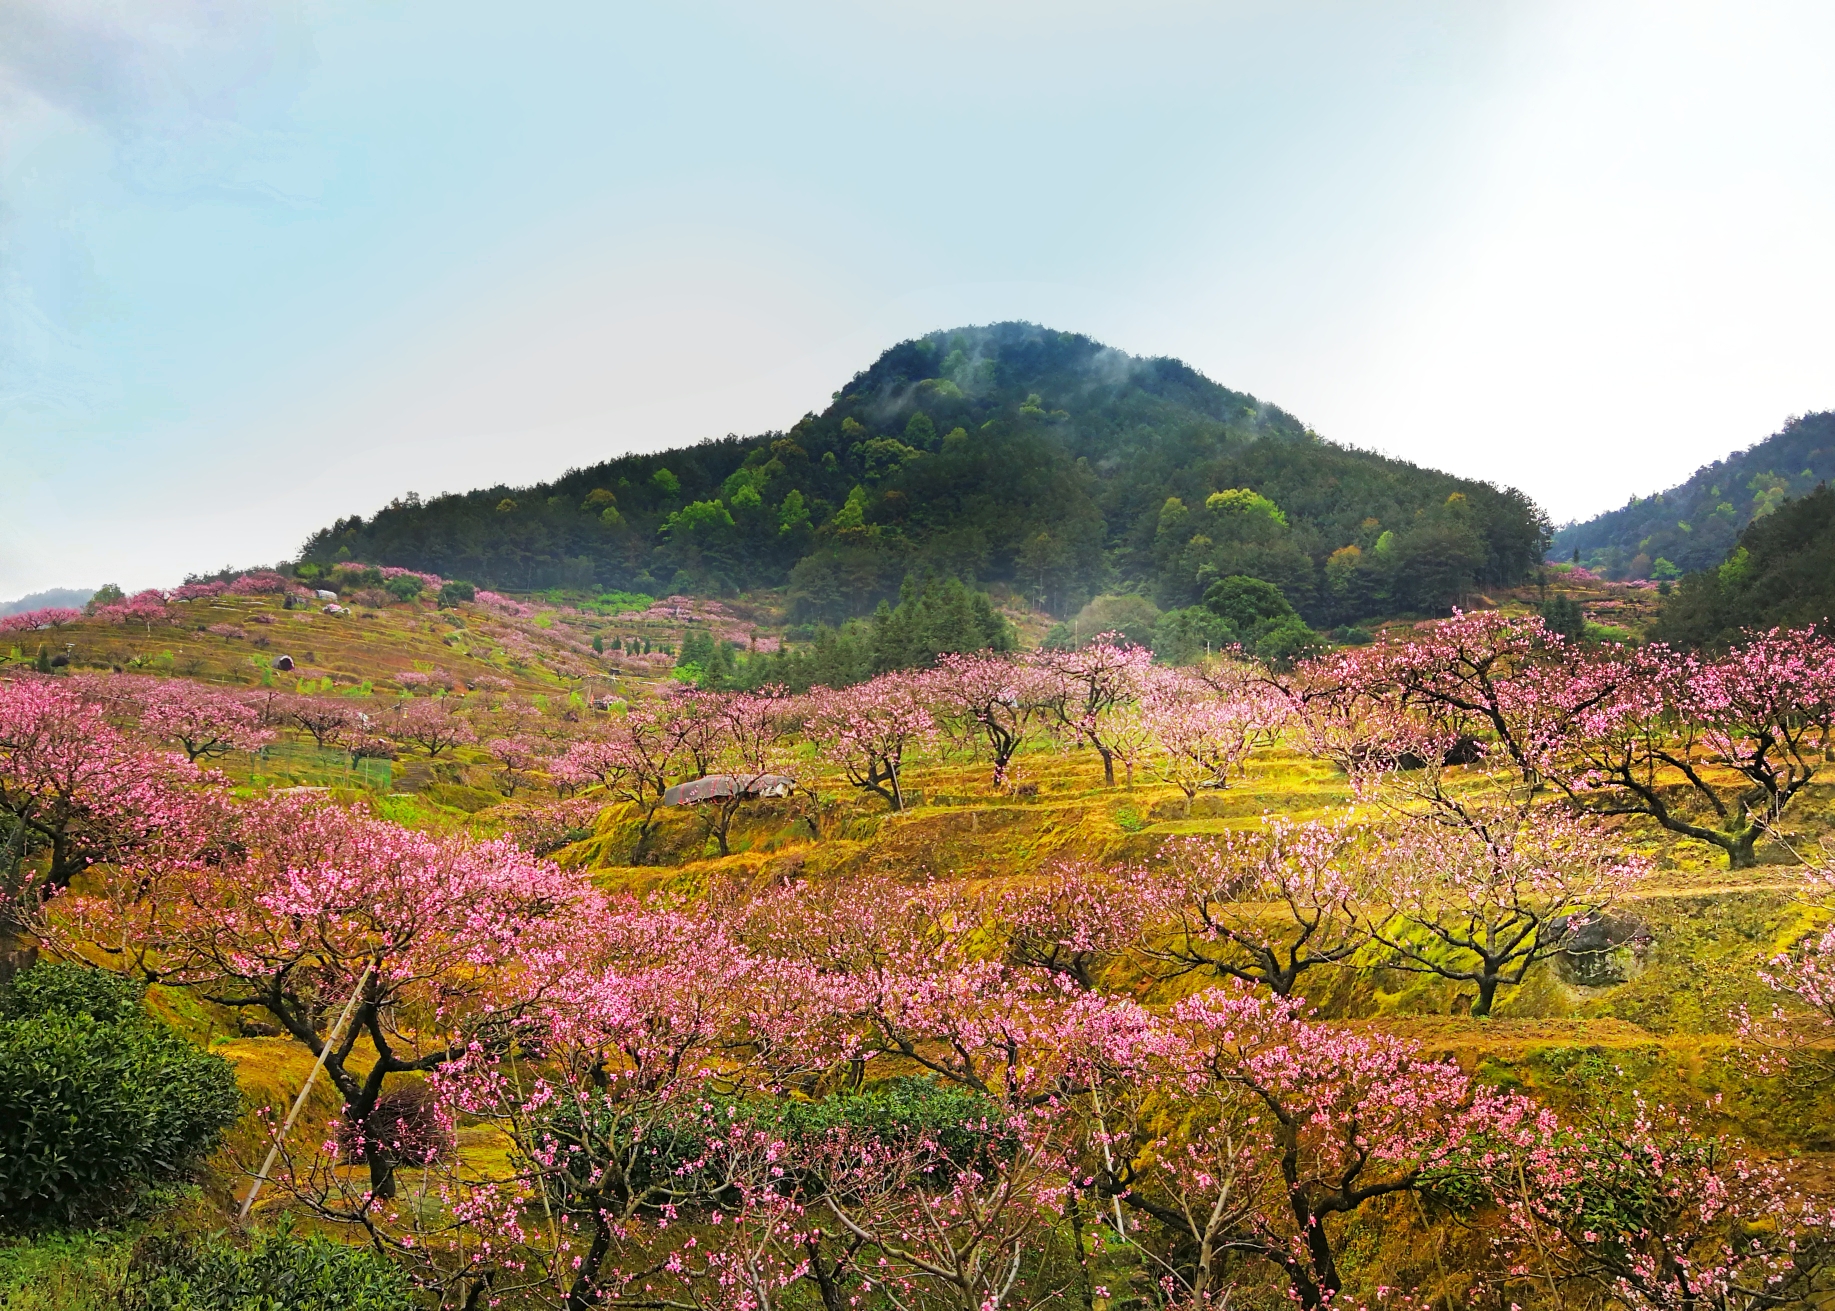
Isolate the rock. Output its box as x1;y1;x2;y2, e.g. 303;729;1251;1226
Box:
271;654;294;671
315;589;337;600
1552;913;1653;987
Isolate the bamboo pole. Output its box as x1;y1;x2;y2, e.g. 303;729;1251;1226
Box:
238;958;375;1224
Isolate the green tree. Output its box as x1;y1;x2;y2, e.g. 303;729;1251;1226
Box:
1539;594;1586;642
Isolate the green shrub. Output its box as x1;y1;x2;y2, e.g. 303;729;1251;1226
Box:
0;964;240;1228
437;580;476;606
773;1078;1014;1171
3;961;145;1024
383;575;424;602
594;591;653;614
122;1222;416;1310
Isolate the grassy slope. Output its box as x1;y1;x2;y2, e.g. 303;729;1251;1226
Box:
9;577;1830;1306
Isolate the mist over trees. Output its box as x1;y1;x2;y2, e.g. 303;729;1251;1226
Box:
301;323;1549;625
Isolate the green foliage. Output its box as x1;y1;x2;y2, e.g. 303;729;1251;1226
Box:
121;1222;416;1311
1139;576;1330;666
1043;594;1160;650
89;584;126;609
1202;575;1292;628
0;1229;135;1310
663;500;736;540
593;591;653;614
330;565;382;592
437;580;475;606
1152;606;1239;663
765;1078;1013;1172
383;575;423;602
299;323;1545;618
3;963;145;1024
1650;483;1835;648
0;964;240;1228
731;575;1012;692
777;488;811;536
541;1079;1011;1213
1556;411;1835;577
676;628;738;688
1205;487;1287;526
1538;593;1586;642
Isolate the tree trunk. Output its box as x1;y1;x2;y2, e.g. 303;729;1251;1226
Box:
367;1148;398;1199
566;1210;616;1311
0;921;37;983
1066;1192;1095;1311
1299;1216;1341;1310
1472;974;1500;1017
0;822;38;982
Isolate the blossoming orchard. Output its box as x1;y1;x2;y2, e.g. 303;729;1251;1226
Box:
4;584;1835;1310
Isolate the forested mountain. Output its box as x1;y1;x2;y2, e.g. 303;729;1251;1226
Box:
0;588;92;617
1553;411;1835;580
301;323;1548;624
1649;482;1835;648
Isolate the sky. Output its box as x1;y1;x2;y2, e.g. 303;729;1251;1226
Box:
3;1;1833;598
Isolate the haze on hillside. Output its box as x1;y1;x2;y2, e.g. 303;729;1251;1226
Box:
5;3;1835;597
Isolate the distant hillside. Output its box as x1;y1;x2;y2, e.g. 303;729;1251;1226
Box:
0;587;92;617
1553;411;1835;579
1650;482;1835;648
302;323;1548;625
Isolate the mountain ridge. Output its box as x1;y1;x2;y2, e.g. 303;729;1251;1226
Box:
301;322;1548;627
1553;411;1835;579
0;588;93;617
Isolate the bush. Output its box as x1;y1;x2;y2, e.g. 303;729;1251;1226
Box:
438;580;476;607
384;575;425;603
0;964;240;1227
773;1078;1014;1172
123;1222;415;1311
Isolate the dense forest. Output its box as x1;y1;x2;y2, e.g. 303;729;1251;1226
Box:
1649;482;1835;648
1554;410;1835;579
301;323;1549;625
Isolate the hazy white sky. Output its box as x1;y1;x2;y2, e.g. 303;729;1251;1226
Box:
3;1;1832;597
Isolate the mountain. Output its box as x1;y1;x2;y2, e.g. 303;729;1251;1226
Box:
1649;482;1835;648
0;587;93;617
301;323;1548;626
1552;411;1835;580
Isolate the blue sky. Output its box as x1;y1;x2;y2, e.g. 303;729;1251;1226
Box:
3;1;1833;597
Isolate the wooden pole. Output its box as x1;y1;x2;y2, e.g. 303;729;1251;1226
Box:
238;959;374;1224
